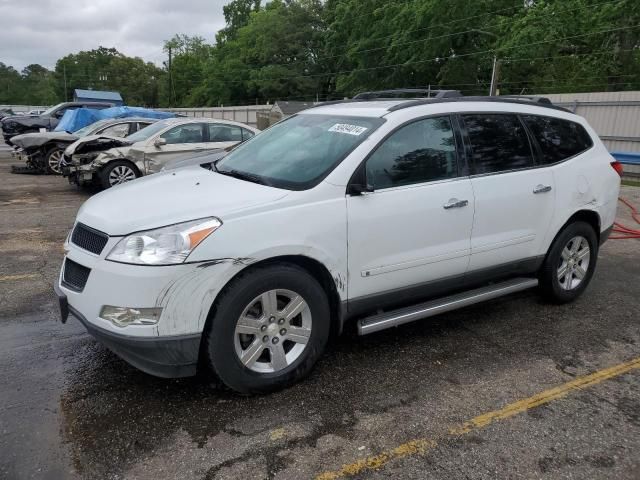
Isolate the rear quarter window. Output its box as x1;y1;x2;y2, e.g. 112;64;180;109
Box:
522;115;593;164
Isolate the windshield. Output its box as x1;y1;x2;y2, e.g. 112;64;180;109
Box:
125;119;172;143
216;114;384;190
41;103;65;116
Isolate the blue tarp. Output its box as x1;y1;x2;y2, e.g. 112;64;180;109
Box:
54;106;176;133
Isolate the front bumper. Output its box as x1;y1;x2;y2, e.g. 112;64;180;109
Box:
64;163;95;185
54;281;201;378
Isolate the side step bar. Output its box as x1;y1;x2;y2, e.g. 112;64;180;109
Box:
357;277;539;335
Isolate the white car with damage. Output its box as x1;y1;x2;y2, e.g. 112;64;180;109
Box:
55;93;621;393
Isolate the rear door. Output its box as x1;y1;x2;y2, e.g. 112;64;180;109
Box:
144;123;207;173
461;113;555;272
206;123;245;150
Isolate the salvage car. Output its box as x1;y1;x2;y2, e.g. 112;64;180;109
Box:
63;117;258;189
55;92;621;394
1;101;114;145
10;117;157;174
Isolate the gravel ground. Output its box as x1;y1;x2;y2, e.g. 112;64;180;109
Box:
1;150;639;480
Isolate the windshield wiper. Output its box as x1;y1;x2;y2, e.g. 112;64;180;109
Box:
217;167;270;186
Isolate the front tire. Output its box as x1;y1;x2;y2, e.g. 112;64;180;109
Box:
98;160;139;189
45;147;64;174
204;264;330;394
539;221;598;303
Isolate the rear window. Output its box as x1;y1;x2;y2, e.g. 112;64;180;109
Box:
462;114;534;174
523;115;593;164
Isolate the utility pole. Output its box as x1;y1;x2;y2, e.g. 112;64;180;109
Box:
168;46;173;107
63;64;68;101
489;56;501;96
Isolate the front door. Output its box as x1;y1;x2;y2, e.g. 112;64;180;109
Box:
144;123;207;173
347;116;475;307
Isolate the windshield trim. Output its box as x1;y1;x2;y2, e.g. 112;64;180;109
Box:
216;114;386;191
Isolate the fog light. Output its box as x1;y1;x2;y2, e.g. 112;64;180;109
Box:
99;306;162;327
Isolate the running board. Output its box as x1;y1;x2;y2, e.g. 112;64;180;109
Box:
357;277;539;335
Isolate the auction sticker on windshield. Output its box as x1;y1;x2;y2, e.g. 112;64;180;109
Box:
328;123;368;136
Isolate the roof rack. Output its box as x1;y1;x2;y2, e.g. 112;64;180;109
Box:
387;95;569;112
352;88;462;100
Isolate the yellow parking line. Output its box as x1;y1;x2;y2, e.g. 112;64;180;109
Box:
0;273;39;282
316;357;640;480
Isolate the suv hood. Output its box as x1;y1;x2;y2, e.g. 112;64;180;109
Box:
76;166;289;235
11;131;78;149
65;135;133;156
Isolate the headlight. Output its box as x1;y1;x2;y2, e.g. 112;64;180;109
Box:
106;217;222;265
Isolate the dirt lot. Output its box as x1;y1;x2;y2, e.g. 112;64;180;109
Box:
1;148;640;480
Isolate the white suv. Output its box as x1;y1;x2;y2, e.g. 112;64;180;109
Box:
55;93;621;393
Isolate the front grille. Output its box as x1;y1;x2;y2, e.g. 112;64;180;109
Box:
62;258;91;292
71;223;109;255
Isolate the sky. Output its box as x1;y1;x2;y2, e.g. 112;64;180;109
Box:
0;0;231;71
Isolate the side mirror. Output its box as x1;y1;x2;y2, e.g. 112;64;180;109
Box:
154;137;167;148
347;183;374;196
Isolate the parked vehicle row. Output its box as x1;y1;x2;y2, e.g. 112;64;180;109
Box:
1;101;115;144
10;117;156;174
62;117;258;189
54;91;621;394
4;108;259;188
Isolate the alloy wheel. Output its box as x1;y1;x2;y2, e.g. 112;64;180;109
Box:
48;150;64;174
108;165;136;186
557;235;590;290
233;289;312;373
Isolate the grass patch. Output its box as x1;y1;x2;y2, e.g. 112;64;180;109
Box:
622;179;640;187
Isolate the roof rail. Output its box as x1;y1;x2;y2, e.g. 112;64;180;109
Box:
387;95;570;113
352;89;462;100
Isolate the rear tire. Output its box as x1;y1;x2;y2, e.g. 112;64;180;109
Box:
539;221;598;303
203;264;330;394
98;160;139;189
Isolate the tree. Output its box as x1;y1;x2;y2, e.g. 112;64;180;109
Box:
54;47;163;106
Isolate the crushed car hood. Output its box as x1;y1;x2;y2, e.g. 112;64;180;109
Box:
76;166;290;235
65;135;133;156
11;131;79;149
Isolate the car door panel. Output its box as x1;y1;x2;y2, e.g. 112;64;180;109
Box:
348;179;474;300
144;123;206;173
347;115;474;302
460;113;556;272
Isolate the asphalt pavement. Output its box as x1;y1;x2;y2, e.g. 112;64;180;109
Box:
1;151;640;480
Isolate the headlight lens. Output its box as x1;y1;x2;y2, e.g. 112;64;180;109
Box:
106;217;222;265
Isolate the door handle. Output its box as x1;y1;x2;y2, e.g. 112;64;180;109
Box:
533;184;552;194
443;198;469;209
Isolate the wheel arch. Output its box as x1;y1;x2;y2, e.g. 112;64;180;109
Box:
543;208;601;263
199;254;344;366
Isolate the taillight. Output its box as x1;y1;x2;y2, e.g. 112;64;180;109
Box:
610;161;624;177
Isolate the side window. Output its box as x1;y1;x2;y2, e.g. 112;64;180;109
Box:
160;124;204;144
462;114;534;174
242;128;256;141
99;123;130;138
208;124;243;142
136;122;152;132
523;115;593;164
366;116;458;189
